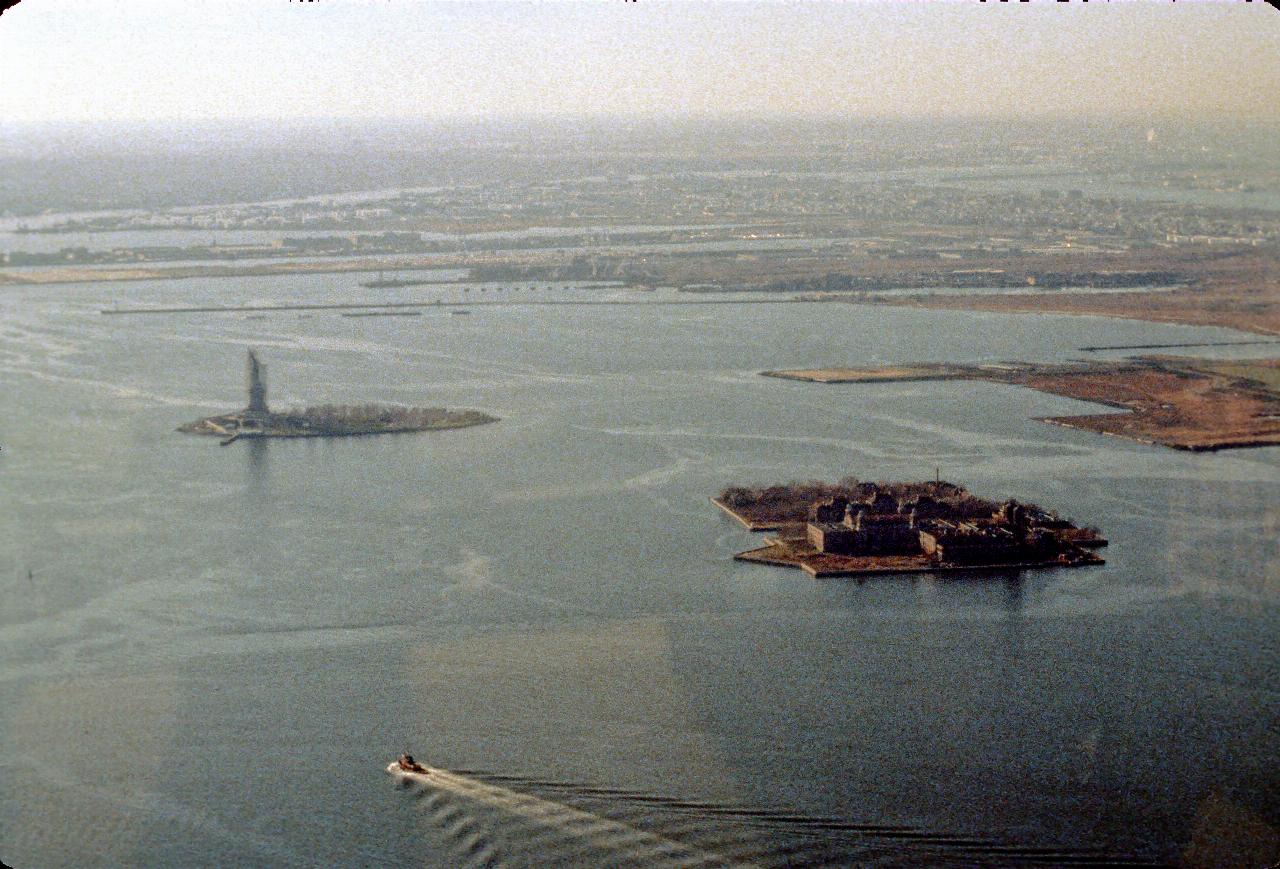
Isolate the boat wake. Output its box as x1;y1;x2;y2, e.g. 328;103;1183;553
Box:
387;762;1167;868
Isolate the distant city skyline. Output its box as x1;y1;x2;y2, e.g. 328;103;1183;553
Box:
1;1;1277;123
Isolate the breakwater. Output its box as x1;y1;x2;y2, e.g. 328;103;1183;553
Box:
101;298;810;316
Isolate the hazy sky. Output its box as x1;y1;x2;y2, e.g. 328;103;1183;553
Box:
1;0;1276;123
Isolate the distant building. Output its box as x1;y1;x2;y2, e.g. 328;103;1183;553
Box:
844;508;920;554
732;478;1103;576
862;489;900;516
809;495;849;524
900;494;950;519
803;484;1062;561
994;499;1072;530
919;523;1023;565
807;522;858;553
806;492;921;556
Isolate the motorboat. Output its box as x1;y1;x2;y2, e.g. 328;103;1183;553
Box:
389;753;430;776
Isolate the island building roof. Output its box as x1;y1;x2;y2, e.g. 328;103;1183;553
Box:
809;495;849;524
918;522;1024;564
863;490;900;516
802;489;1076;562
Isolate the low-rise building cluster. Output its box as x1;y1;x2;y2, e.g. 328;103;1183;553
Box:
805;485;1085;566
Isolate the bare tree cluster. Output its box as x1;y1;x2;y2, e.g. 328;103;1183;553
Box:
719;478;992;519
279;405;493;433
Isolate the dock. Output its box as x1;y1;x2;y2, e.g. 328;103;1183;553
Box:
733;543;1103;579
709;498;787;531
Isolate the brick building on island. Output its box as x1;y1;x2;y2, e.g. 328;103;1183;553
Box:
806;491;923;556
720;478;1106;578
803;485;1085;566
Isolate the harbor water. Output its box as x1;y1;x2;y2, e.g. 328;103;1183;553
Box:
1;275;1277;866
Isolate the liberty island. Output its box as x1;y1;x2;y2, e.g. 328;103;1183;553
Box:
178;349;498;444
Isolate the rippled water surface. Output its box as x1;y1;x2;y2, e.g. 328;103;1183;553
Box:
1;277;1277;867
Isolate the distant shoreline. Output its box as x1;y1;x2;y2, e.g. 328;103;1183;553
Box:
763;357;1280;451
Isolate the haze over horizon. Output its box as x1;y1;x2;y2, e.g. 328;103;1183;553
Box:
2;0;1277;125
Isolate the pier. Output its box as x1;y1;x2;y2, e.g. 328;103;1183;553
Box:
102;297;809;316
